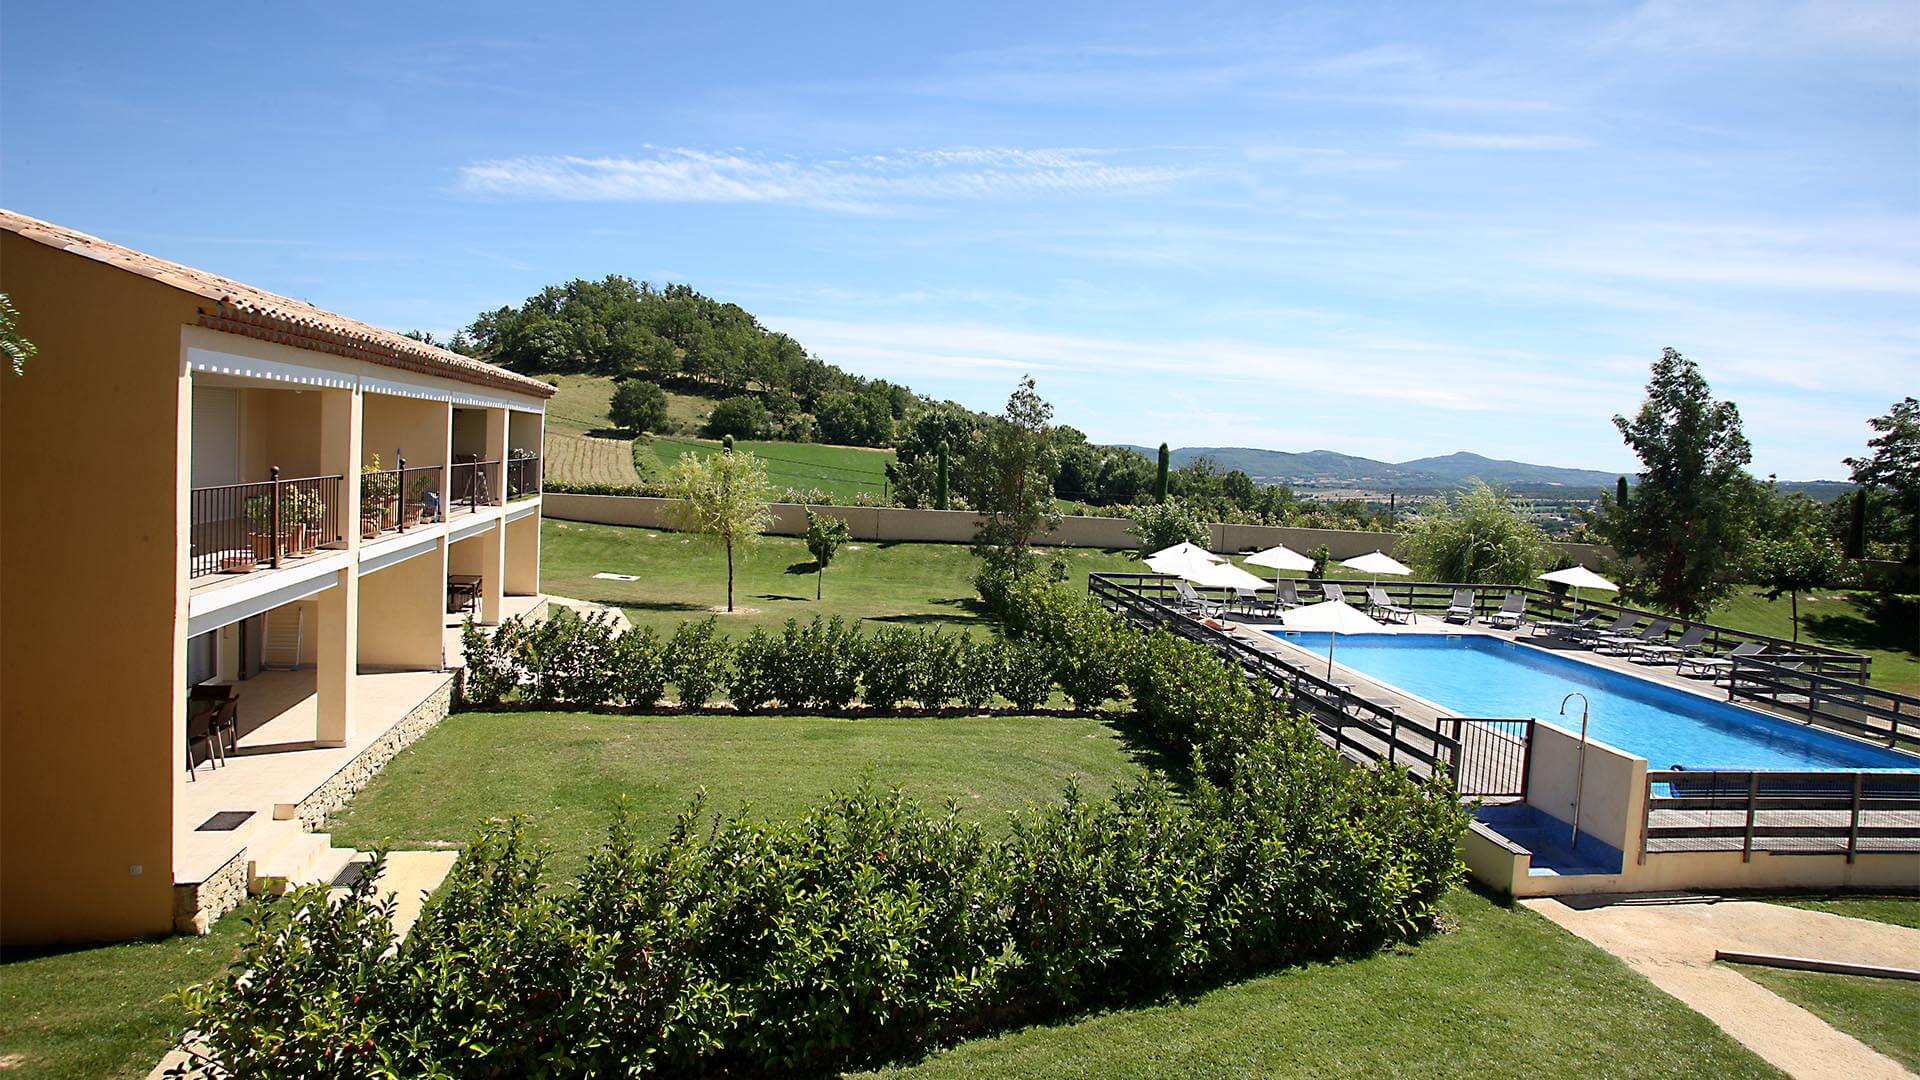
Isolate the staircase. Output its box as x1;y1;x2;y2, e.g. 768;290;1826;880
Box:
245;817;360;896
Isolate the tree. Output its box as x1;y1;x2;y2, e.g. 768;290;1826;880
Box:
1610;349;1756;619
1;293;37;376
1400;482;1554;584
664;446;773;612
804;510;852;600
935;440;950;511
1845;489;1868;560
1128;499;1208;553
1846;397;1920;566
609;379;668;434
703;395;768;440
967;376;1062;574
1154;443;1171;503
1751;533;1842;642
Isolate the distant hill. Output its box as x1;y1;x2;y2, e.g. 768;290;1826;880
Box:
1117;445;1851;498
1115;446;1620;491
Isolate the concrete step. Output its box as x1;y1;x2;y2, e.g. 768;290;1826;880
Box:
248;823;361;896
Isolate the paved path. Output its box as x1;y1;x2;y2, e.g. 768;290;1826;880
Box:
1525;895;1920;1080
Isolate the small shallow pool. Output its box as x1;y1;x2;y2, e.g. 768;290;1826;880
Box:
1271;632;1917;771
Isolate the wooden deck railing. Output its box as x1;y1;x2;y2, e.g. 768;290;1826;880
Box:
1727;657;1919;750
1642;769;1920;862
1088;573;1533;797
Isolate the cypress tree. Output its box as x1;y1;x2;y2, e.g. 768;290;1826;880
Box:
1155;443;1171;503
935;439;950;511
1615;475;1629;509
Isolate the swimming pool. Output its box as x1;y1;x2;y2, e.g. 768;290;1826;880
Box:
1271;632;1918;771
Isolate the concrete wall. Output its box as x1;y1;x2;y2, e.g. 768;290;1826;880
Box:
1524;720;1646;858
543;493;1612;562
357;545;447;671
0;231;195;943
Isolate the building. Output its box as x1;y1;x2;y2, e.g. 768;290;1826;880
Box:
0;210;554;944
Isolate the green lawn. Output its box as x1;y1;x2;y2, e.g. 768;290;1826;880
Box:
1729;963;1919;1073
863;888;1777;1080
328;711;1151;880
646;434;895;502
540;517;1143;637
1714;587;1919;694
1761;895;1920;930
0;907;254;1080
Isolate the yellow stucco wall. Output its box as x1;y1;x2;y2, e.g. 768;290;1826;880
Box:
362;393;449;470
357;545;447;670
1;232;195;943
505;511;541;595
238;387;324;481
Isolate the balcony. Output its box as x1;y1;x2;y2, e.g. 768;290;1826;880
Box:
448;458;502;517
506;454;542;500
190;471;345;580
359;461;445;539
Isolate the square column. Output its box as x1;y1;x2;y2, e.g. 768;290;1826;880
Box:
315;388;361;747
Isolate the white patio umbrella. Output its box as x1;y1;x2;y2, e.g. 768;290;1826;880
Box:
1538;564;1619;609
1144;542;1224;579
1340;549;1412;587
1190;559;1273;592
1280;599;1387;679
1244;544;1315;589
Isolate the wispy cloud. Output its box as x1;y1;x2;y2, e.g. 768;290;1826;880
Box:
1406;131;1591;151
456;147;1199;210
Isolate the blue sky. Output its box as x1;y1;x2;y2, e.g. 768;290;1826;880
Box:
3;1;1914;479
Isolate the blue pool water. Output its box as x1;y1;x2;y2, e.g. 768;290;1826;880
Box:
1272;632;1917;771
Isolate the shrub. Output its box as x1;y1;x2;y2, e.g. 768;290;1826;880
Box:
908;629;967;710
861;626;920;711
548;610;624;707
952;634;1001;711
728;627;780;712
610;625;668;707
996;635;1054;711
703;395;769;440
668;618;732;707
460;615;518;707
610;378;669;434
1049;603;1136;712
797;616;863;710
1127;498;1209;553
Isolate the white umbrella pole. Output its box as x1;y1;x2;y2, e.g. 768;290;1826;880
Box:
1327;632;1337;681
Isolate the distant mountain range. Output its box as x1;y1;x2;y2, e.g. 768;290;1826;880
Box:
1119;446;1851;499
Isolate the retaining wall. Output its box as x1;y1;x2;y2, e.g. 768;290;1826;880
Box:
543;493;1612;562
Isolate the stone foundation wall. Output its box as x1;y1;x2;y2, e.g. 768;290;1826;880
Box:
173;848;248;935
294;676;454;830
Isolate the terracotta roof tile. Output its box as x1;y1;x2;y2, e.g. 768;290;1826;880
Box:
0;208;554;399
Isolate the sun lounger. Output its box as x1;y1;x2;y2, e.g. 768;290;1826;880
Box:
1365;587;1415;624
1274;580;1301;609
1173;580;1224;617
1484;592;1526;630
1322;582;1346;603
1232;587;1275;617
1442;589;1475;624
1674;642;1764;681
1629;625;1707;664
1596;618;1672;655
1572;613;1637;646
1530;611;1599;638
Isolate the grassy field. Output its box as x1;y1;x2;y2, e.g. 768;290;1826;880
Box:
540;517;1142;637
1729;963;1918;1072
328;711;1150;881
0;907;254;1080
1762;895;1920;930
864;887;1774;1080
1715;587;1918;694
646;434;894;501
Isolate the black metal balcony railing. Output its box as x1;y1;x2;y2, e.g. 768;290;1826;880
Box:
190;470;343;580
360;458;446;538
449;459;501;515
506;455;542;500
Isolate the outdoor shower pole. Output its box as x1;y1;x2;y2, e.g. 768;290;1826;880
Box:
1561;693;1591;850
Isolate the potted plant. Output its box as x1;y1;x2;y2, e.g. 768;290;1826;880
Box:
360;456;398;537
285;486;325;553
244;493;285;563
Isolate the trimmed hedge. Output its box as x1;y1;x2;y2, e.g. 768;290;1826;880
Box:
180;575;1469;1077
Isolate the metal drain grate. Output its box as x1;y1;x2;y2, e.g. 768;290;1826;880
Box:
196;810;255;832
